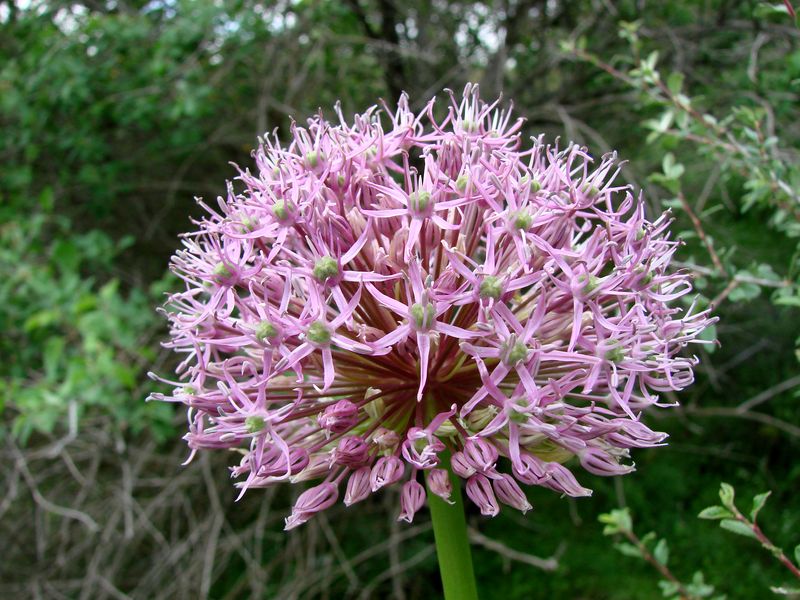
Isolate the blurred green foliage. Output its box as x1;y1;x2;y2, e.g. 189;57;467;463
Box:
0;187;173;441
0;1;798;598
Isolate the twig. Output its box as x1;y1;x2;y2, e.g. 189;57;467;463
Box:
710;278;739;308
725;493;800;581
317;512;360;589
685;406;800;438
388;507;407;600
736;374;800;413
468;527;560;571
678;192;724;274
358;546;436;600
619;528;692;600
9;441;99;533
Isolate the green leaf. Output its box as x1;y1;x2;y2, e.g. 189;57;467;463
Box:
754;263;781;281
686;571;716;597
647;111;675;134
750;491;771;521
666;72;684;95
23;309;61;332
754;2;791;20
658;580;680;597
640;531;657;547
654;538;669;565
649;173;681;194
773;295;800;307
719;519;757;539
771;586;800;595
643;50;660;71
699;505;734;520
599;508;633;534
719;483;736;509
794;543;800;567
729;282;761;302
51;239;81;273
43;336;66;381
661;152;685;180
698;324;718;352
614;542;643;558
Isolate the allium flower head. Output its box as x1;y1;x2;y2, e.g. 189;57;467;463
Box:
150;84;714;530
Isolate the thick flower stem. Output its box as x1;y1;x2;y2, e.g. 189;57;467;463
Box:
427;457;479;600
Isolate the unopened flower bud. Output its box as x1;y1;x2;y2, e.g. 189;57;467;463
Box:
398;480;426;522
434;419;458;438
450;451;476;478
512;453;547;485
284;482;338;530
493;474;532;513
372;427;400;450
363;387;384;420
319;399;359;434
370;455;404;491
427;468;453;503
464;406;498;431
579;447;634;476
290;453;330;483
344;466;372;506
465;474;499;516
463;438;499;473
542;462;592;497
258;447;310;479
333;436;369;468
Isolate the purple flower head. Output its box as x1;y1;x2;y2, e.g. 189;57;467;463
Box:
151;84;715;528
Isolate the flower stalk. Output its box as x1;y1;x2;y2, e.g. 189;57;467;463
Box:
427;455;479;600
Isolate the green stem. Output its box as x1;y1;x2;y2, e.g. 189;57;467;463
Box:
426;457;479;600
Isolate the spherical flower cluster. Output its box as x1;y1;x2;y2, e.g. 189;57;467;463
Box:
150;85;714;530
